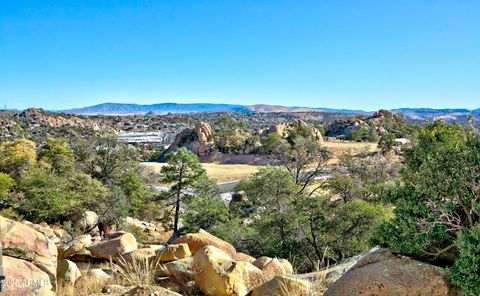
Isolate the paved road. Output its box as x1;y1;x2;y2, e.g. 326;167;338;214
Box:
218;180;241;192
154;169;340;195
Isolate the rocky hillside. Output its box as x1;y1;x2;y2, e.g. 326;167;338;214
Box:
161;120;324;164
0;213;457;296
325;109;421;141
0;108;114;142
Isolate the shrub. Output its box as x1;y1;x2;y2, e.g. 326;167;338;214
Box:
449;223;480;295
0;139;37;179
0;172;15;199
17;168;108;223
373;122;479;263
183;195;230;233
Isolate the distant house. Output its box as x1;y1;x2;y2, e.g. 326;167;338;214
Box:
394;138;411;146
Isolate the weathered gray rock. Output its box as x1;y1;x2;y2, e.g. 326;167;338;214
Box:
323;249;455;296
87;231;138;259
2;256;55;296
0;216;58;292
76;210;99;235
57;259;81;285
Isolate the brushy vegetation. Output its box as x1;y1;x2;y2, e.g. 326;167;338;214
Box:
2;113;480;294
372;121;480;294
0;136;155;229
181;123;397;272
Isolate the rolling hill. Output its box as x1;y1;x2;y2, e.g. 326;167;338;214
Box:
57;102;480;122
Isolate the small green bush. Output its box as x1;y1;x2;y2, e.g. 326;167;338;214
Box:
449;223;480;296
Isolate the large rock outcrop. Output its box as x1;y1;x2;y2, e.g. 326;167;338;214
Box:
251;276;310;296
261;120;324;144
193;245;268;296
158;243;192;262
56;259;81;285
0;216;58;292
2;256;55;296
162;122;214;158
59;234;92;259
173;229;236;257
323;249;455;296
87;231;137;259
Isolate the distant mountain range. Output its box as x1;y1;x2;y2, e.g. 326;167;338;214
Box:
57;102;480;122
58;102;374;115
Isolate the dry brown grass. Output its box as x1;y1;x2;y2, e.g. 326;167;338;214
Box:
308;263;328;296
57;263;108;296
143;141;377;185
142;162;262;183
323;141;378;167
110;255;164;287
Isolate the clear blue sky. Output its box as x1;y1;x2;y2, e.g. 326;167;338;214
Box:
1;0;479;110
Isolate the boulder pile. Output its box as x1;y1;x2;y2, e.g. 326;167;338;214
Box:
161;122;215;159
261;119;324;144
0;213;459;296
1;216;57;296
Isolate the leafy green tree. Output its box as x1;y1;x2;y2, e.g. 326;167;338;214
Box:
449;223;480;295
328;151;398;203
73;136;139;183
0;173;15;201
299;196;390;264
118;170;150;216
373;122;480;264
235;167;302;259
0;139;37;179
161;147;206;232
328;199;390;259
38;138;75;174
213;117;250;153
183;195;230;233
73;136;151;219
18;168;108;223
378;133;396;155
262;130;330;196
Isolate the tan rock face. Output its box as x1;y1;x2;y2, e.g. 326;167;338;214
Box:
165;257;195;286
159;243;191;262
59;234;92;259
252;256;288;275
57;259;81;285
163;122;215;158
279;258;294;274
234;252;256;263
121;247;158;264
324;249;455;296
0;216;57;291
193;245;268;296
194;122;214;143
2;256;55;296
123;285;182;296
252;276;310;296
26;223;72;247
75;210;99;235
122;217;171;243
173;230;236;257
252;256;272;269
87;232;137;259
262;258;286;275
